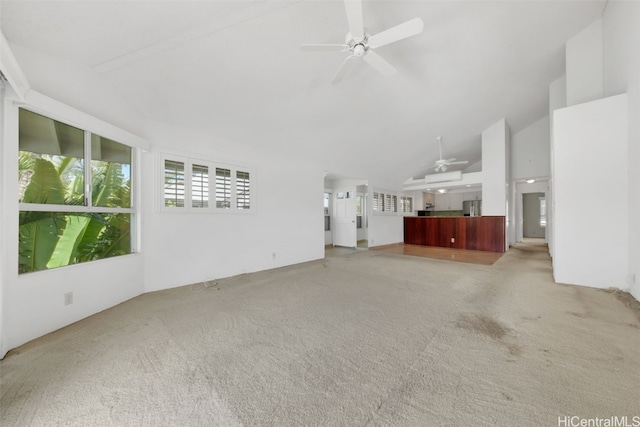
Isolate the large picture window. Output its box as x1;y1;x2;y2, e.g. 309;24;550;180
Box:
18;108;135;274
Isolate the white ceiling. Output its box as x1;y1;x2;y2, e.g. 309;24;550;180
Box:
1;0;605;185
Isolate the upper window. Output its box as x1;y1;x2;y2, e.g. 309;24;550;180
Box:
400;196;413;213
161;154;254;214
18;108;135;274
373;191;399;214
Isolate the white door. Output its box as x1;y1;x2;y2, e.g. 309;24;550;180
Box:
333;186;357;248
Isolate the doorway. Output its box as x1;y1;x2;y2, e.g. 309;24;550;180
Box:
333;186;357;248
356;185;368;248
523;192;546;238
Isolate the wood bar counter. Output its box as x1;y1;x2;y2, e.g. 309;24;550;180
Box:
404;216;506;253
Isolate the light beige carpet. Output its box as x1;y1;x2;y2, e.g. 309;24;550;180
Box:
1;241;639;426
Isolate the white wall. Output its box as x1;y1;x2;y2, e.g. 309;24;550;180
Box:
603;0;640;299
553;94;628;289
368;216;403;247
566;17;604;107
1;71;148;357
481;119;508;217
477;120;515;248
142;120;325;292
548;75;567;259
511;116;550;180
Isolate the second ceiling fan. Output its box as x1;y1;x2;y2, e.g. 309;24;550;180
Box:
301;0;424;83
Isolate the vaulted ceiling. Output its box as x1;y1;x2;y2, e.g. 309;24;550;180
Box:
1;0;605;184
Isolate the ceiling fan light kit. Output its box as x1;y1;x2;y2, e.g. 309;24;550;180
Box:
301;0;424;83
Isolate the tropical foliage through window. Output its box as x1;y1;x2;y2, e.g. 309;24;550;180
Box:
18;108;134;274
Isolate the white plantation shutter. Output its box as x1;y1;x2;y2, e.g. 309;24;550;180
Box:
191;163;209;208
164;159;185;207
216;167;231;209
236;170;250;210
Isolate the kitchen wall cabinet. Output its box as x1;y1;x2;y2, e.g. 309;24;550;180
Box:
435;193;464;210
463;191;482;201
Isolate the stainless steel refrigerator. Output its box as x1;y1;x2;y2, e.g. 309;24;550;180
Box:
463;200;482;216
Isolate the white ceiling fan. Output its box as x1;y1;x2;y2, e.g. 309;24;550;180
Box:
427;136;469;173
300;0;424;84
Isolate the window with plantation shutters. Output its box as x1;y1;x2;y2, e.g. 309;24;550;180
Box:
372;189;402;215
164;159;185;208
216;167;231;209
160;153;254;213
373;192;381;211
400;196;413;213
191;164;208;208
236;171;250;210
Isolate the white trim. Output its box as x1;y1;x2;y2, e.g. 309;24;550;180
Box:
0;31;30;101
19;204;134;214
19;91;150;151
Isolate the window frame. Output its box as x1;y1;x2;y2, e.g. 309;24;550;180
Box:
372;189;401;216
16;105;141;273
159;152;254;214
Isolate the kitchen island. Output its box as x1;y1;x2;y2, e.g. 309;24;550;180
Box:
404;216;506;252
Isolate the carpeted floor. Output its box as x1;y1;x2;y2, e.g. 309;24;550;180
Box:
1;240;639;426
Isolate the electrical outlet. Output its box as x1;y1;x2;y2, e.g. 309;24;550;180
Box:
272;252;276;260
64;292;73;306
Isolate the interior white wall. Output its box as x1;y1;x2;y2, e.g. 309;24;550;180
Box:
548;75;567;259
553;94;628;289
481;119;508;216
566;17;604;107
1;95;147;358
481;117;510;249
0;84;7;356
511;116;550;180
142;120;325;292
603;0;640;299
368;182;403;248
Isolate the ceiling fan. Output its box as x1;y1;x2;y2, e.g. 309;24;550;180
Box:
427;136;469;173
300;0;424;83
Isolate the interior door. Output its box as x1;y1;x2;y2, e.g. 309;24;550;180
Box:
333;186;357;248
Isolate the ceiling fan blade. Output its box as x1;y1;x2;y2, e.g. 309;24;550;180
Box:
362;50;396;76
300;44;349;52
445;158;457;162
447;161;469;165
368;17;424;49
331;55;358;84
344;0;364;40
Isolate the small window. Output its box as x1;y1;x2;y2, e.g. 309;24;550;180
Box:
324;192;331;231
236;171;250;210
373;192;380;211
191;164;209;208
161;154;253;214
164;160;185;208
400;196;413;213
540;197;546;227
215;167;231;209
